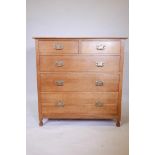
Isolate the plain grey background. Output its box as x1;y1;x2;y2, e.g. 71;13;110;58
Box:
26;0;129;154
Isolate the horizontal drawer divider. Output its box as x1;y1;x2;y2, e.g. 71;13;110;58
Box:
41;103;117;106
38;53;121;56
39;71;121;74
39;72;120;75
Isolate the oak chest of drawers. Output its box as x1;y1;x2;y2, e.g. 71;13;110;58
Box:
34;37;126;127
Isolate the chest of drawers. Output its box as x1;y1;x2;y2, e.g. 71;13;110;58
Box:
34;37;126;127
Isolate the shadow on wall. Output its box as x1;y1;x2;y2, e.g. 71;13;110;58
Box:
122;45;129;124
26;47;38;125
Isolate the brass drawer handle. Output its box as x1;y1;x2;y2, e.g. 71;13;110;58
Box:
55;60;64;67
95;101;104;107
96;44;106;50
55;80;64;86
96;61;104;67
96;80;104;86
54;44;64;50
56;100;64;107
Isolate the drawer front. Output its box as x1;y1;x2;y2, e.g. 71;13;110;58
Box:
41;92;118;116
40;55;120;73
80;40;120;54
40;73;119;92
38;40;78;54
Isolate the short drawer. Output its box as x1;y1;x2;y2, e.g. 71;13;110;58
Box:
39;55;120;73
41;92;118;116
38;40;78;55
40;73;119;92
80;40;120;54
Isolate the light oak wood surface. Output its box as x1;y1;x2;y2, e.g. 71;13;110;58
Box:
40;92;118;105
41;92;118;116
39;55;120;73
42;105;117;117
80;40;120;54
34;37;126;126
40;73;119;92
39;40;78;54
41;92;118;117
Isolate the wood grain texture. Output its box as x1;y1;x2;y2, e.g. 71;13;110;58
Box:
40;73;119;92
117;40;125;122
34;37;126;126
80;40;120;54
40;92;118;105
38;40;78;54
43;114;117;119
39;55;120;73
42;105;117;117
41;92;118;117
35;40;43;125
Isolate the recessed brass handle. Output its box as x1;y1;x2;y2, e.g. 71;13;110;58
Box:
95;101;104;107
96;80;104;86
96;44;106;50
55;80;64;86
54;44;64;50
96;61;104;67
55;60;64;67
56;100;64;107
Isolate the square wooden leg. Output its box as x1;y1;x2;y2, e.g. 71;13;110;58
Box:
116;120;120;127
39;119;43;126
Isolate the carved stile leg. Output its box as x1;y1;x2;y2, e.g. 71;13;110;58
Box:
116;120;120;127
39;120;43;126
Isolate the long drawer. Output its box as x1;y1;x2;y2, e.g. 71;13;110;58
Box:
38;40;78;55
41;92;118;117
80;40;120;54
39;55;120;73
40;73;119;92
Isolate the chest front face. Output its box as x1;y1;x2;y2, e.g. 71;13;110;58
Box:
34;37;126;127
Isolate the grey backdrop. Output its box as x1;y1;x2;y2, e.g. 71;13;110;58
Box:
26;0;129;126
